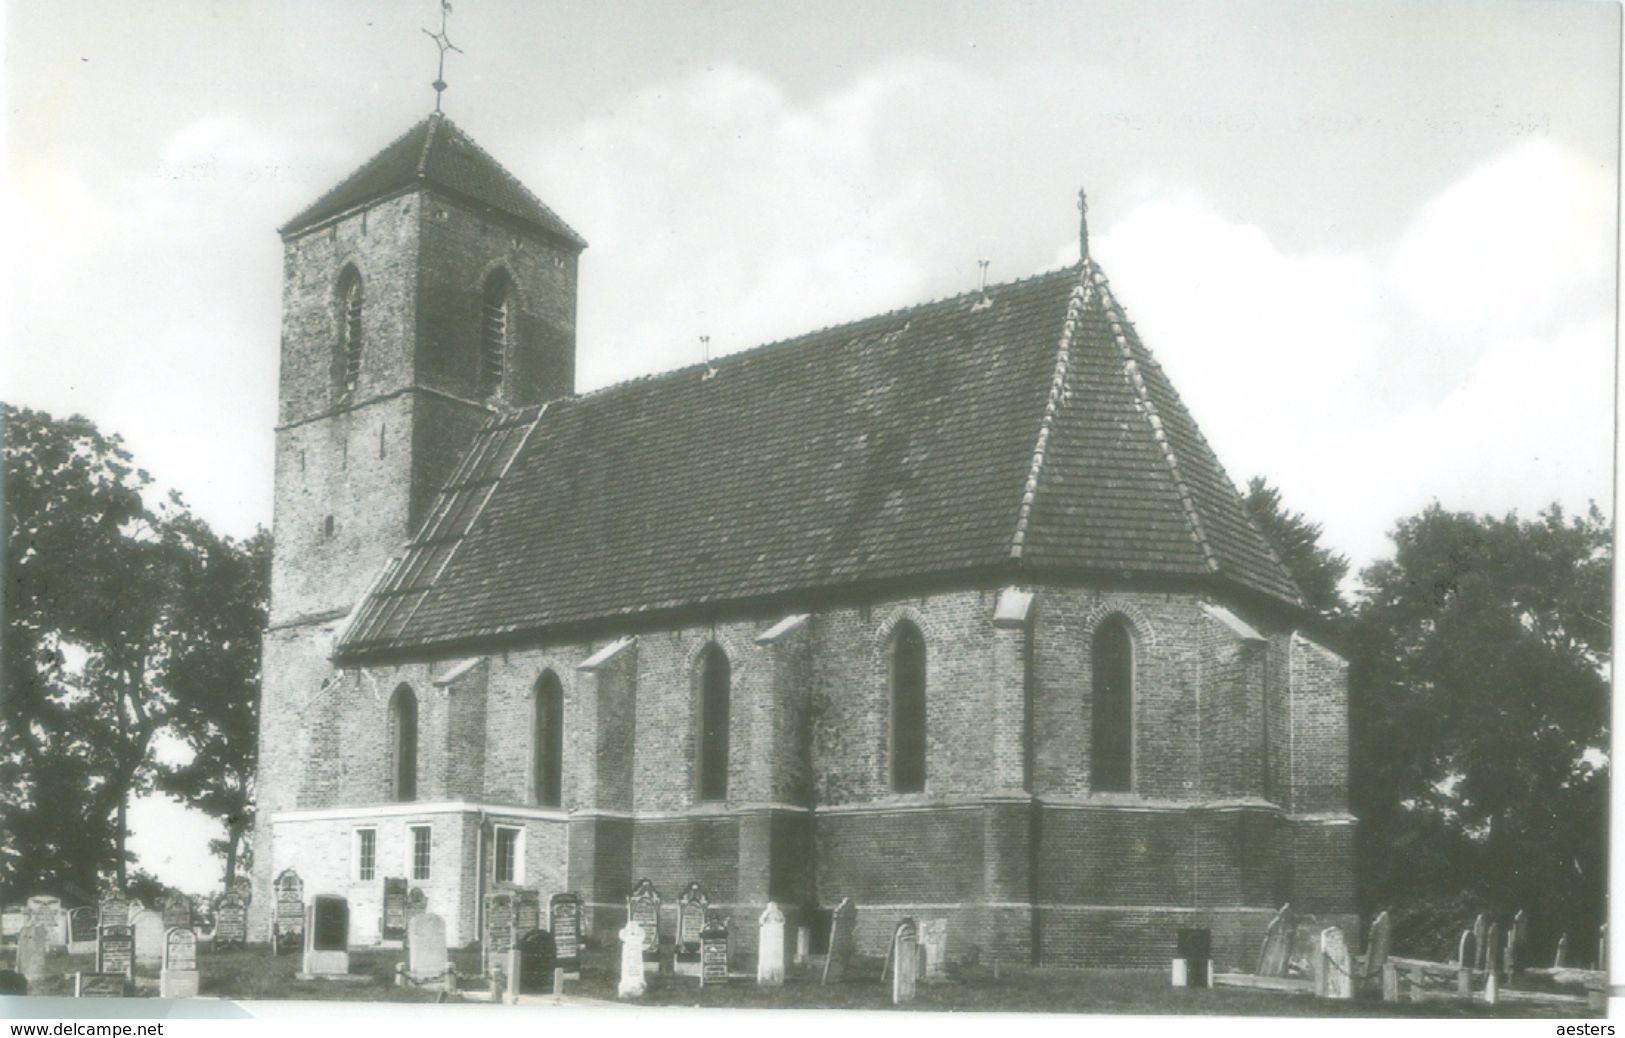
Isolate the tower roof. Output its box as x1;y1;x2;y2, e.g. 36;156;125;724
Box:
279;113;586;247
337;259;1305;660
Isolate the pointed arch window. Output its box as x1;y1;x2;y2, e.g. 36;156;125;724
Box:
697;645;730;802
1090;617;1134;792
532;671;564;808
479;272;513;399
890;621;927;793
337;266;363;398
389;684;418;802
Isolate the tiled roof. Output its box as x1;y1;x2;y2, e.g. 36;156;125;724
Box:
279;114;586;247
339;260;1303;658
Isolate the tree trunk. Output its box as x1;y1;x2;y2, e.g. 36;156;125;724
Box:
224;827;240;887
115;798;128;887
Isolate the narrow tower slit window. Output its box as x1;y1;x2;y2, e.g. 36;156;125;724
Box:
697;644;730;802
480;273;512;399
891;621;927;793
1090;617;1134;792
532;671;564;808
389;684;418;802
337;267;363;398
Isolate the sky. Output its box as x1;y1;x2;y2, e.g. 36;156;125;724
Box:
2;1;1618;894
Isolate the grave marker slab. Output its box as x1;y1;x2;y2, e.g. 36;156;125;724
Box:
98;894;130;931
68;907;98;955
1507;909;1527;974
517;929;557;995
380;877;408;943
96;925;134;982
1316;926;1353;999
822;897;857;984
700;913;729;987
484;889;517;974
1555;933;1569;969
407;913;447;979
132;909;165;971
891;919;919;1005
757;902;785;987
1472;913;1489;971
213;893;247;948
17;925;48;988
919;918;948;983
796;925;810;965
27;896;67;948
273;870;305;955
159;894;193;931
628;879;662;967
74;972;127;998
160;926;199;998
302;895;350;977
1363;911;1391;987
515;888;542;936
1258;904;1295;977
1;906;25;943
618;920;647;998
675;883;709;977
550;893;582;978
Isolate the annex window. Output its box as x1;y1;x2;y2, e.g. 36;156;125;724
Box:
353;827;376;882
479;272;513;399
389;684;418;802
1090;616;1134;792
890;621;927;793
697;644;730;802
533;671;564;808
408;824;433;881
493;826;522;884
337;266;363;398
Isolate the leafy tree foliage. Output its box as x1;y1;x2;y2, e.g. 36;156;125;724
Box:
3;404;266;894
1346;503;1610;958
1242;476;1350;617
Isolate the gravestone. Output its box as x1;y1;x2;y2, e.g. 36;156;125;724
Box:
700;912;729;987
96;925;134;982
159;893;193;930
1257;903;1295;977
74;972;126;998
891;918;919;1005
550;893;582;978
1485;921;1503;1005
1455;929;1475;998
796;926;810;965
1174;928;1212;988
213;892;248;948
98;893;130;931
822;897;857;984
68;907;98;955
407;913;447;980
627;879;661;969
1315;926;1352;999
517;929;557;995
132;909;165;971
302;895;350;977
1363;910;1391;987
1287;917;1319;978
1471;912;1489;971
160;926;199;998
675;883;709;977
273;870;305;955
484;889;517;974
919;918;948;984
757;902;785;987
28;896;67;948
1;906;26;943
380;877;408;943
618;920;647;998
1555;932;1569;969
16;925;48;988
515;888;542;936
1506;909;1526;974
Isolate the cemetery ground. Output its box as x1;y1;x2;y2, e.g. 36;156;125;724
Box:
0;942;1587;1017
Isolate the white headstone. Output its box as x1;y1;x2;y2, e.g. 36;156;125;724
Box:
159;927;199;998
27;896;66;948
891;919;919;1005
16;925;48;987
757;903;785;987
132;909;165;970
919;918;948;983
618;920;647;998
407;913;447;978
795;925;810;965
1318;926;1353;999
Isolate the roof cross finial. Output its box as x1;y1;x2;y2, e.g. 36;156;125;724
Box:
1077;187;1090;262
422;0;463;114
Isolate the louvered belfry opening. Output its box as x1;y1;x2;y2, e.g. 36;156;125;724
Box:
480;273;511;399
338;267;363;398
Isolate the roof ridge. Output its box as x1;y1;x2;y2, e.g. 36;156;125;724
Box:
417;112;441;177
278;117;433;236
1093;271;1220;575
1009;262;1094;561
431;116;586;247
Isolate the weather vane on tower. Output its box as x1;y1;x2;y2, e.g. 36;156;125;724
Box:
423;0;463;113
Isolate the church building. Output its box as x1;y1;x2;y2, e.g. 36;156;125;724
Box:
249;109;1355;968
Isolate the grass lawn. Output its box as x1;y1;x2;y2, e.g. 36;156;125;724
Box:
2;943;1591;1016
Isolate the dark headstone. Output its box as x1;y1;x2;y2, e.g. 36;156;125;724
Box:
214;893;248;948
98;894;130;931
517;929;557;995
676;883;708;974
822;898;857;984
97;925;134;980
160;894;193;930
1363;910;1392;985
1177;928;1211;988
700;915;729;987
69;906;98;945
311;895;349;952
73;972;123;998
550;893;582;976
484;890;517;973
273;870;305;954
381;878;408;942
515;889;542;936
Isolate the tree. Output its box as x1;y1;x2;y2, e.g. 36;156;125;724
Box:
1346;503;1610;958
1242;476;1350;617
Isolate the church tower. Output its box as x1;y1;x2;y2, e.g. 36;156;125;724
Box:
267;112;586;629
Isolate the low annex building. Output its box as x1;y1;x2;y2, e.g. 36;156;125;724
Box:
249;110;1355;967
